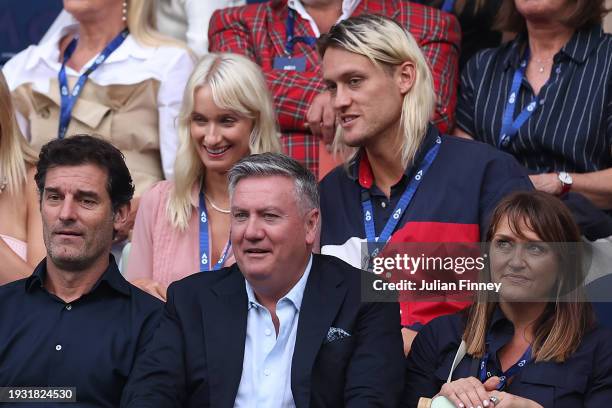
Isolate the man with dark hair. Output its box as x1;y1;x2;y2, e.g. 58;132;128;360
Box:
122;152;405;407
0;135;162;407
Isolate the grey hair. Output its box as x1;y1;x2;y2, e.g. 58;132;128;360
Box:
228;153;319;213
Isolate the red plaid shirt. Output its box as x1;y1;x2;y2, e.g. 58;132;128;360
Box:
210;0;460;176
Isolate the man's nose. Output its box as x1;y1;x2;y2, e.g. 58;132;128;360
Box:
332;86;351;110
243;217;264;241
58;197;77;222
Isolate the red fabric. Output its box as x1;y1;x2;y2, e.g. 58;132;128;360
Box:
209;0;460;176
389;221;479;327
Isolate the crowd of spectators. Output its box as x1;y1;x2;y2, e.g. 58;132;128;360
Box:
1;0;611;407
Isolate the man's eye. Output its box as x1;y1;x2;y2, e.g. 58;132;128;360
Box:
326;83;337;94
47;194;60;201
232;212;248;220
263;213;279;221
348;77;362;87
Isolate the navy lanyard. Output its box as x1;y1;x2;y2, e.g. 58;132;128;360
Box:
199;191;231;271
479;345;532;390
441;0;455;12
57;28;129;139
285;9;317;56
498;48;540;149
361;136;442;259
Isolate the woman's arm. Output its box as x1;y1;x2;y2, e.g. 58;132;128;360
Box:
529;169;612;210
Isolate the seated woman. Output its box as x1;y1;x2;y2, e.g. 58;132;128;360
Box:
404;191;612;408
455;0;612;210
0;72;45;284
126;53;281;300
2;0;195;240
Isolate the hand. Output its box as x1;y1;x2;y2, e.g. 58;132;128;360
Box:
437;376;498;408
306;91;336;144
130;278;167;301
487;390;543;408
113;196;140;244
401;327;418;356
528;173;562;195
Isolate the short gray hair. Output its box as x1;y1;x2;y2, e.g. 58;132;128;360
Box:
228;153;319;212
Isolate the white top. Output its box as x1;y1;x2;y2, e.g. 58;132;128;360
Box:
2;23;195;180
288;0;361;37
234;255;313;408
157;0;245;56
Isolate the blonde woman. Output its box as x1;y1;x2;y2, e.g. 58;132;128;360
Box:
126;53;281;300
0;72;44;284
2;0;195;241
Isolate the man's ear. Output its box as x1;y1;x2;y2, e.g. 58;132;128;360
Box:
304;208;321;246
112;202;130;231
396;60;416;95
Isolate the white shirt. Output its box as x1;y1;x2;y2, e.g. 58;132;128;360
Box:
2;22;195;180
234;256;313;408
287;0;361;37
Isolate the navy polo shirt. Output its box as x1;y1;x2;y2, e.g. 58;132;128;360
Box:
319;124;533;327
404;307;612;408
0;257;162;407
457;25;612;174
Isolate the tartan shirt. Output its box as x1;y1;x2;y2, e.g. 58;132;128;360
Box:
209;0;460;176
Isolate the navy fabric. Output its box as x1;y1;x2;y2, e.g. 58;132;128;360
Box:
403;308;612;408
0;257;162;407
457;26;612;175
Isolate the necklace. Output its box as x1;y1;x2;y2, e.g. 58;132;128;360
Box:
531;56;553;74
205;193;230;214
0;177;7;195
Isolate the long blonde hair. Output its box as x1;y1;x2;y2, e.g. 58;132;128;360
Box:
0;72;37;195
318;14;435;169
127;0;189;50
168;53;281;230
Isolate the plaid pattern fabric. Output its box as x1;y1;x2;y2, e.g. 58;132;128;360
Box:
210;0;460;176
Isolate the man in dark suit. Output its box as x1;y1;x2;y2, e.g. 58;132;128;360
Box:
122;153;405;407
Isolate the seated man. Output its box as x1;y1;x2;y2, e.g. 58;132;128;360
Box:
122;153;405;407
317;15;533;353
0;135;162;407
209;0;460;176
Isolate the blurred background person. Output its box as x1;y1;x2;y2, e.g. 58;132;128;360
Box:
455;0;612;212
126;53;281;301
2;0;195;242
0;71;44;284
404;191;612;408
156;0;245;57
412;0;505;68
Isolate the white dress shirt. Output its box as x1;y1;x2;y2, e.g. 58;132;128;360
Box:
234;256;313;408
287;0;361;37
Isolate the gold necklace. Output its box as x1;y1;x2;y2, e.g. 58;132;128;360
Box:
531;56;553;74
205;193;230;214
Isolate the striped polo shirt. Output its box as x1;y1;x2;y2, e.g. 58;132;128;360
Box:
456;25;612;174
319;125;533;328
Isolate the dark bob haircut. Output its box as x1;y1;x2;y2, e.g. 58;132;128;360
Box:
35;135;134;212
497;0;608;32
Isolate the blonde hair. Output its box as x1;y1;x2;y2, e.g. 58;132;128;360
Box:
168;53;281;230
127;0;189;50
318;14;435;169
0;71;37;195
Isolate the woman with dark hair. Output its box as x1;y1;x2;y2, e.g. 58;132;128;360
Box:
403;191;612;408
456;0;612;211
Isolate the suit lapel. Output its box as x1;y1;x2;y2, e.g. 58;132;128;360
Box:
291;255;347;408
205;266;248;408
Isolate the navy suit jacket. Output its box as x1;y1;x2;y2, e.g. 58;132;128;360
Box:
121;254;404;407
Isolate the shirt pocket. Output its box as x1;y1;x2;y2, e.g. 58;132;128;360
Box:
518;363;588;408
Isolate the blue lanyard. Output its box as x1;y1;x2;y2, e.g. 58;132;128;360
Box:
479;345;532;390
441;0;455;12
361;136;442;259
57;28;129;139
199;191;231;271
285;9;317;56
498;48;540;149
